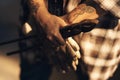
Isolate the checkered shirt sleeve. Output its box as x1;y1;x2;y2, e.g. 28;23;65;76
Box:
94;0;120;18
78;20;120;80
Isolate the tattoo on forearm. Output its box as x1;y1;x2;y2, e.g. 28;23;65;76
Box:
67;5;95;23
85;6;95;13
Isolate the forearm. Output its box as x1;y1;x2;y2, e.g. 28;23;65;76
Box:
28;0;51;23
63;4;99;24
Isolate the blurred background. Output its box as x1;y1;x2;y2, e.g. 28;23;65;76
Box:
0;0;21;80
0;0;120;80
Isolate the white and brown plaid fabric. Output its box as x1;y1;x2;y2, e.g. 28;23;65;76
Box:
61;1;120;79
72;20;120;80
94;0;120;18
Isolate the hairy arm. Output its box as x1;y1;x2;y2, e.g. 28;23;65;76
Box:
26;0;99;45
28;0;51;25
27;0;67;46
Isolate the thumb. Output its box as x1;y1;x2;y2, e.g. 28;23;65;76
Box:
56;31;65;45
59;18;68;28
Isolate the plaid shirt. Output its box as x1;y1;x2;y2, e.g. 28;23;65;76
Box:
94;0;120;18
64;0;120;80
70;20;120;80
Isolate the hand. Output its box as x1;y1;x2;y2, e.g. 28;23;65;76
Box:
66;37;81;70
35;14;67;46
28;0;68;47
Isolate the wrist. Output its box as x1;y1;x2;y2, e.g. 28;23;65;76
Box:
28;0;50;18
33;9;52;27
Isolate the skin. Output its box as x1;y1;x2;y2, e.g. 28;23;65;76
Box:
26;0;99;71
27;0;99;47
28;0;67;46
63;4;99;24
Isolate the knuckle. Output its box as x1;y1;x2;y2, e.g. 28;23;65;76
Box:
47;35;53;41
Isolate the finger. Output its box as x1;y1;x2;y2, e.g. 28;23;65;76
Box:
66;41;81;59
59;18;68;28
76;51;81;59
81;19;99;24
66;41;77;57
72;61;77;70
67;37;80;51
46;32;65;47
46;35;59;47
54;32;65;45
75;59;79;65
